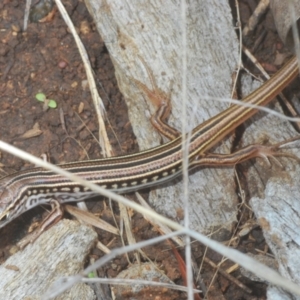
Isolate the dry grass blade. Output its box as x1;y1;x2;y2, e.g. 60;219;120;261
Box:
53;0;112;157
136;192;185;247
119;203;141;264
23;0;32;30
203;257;252;294
96;240;111;254
82;278;201;294
242;0;270;36
65;205;119;235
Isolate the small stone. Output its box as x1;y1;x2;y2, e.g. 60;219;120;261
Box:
58;61;67;69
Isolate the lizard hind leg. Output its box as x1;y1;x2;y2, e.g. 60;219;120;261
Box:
133;55;179;140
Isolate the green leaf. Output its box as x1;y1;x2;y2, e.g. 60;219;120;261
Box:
47;99;57;108
35;93;46;102
88;272;95;278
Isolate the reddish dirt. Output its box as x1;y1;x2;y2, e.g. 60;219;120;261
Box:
0;0;296;299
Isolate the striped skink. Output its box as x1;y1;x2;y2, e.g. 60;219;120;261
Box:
0;56;298;230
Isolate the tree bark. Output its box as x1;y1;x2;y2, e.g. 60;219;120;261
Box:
0;220;97;299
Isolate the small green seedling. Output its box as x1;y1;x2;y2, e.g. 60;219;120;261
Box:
35;92;57;109
87;271;96;278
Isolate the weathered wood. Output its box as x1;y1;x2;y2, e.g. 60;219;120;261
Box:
0;220;97;299
250;173;300;299
85;0;240;235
